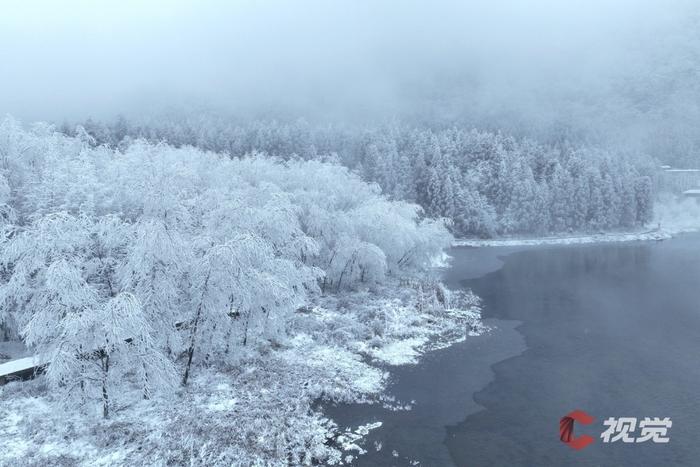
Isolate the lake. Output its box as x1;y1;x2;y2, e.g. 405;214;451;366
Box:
327;233;700;466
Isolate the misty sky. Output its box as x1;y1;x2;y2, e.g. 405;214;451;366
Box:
1;0;698;141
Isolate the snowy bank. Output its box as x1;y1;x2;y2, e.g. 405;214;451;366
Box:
454;198;700;248
453;229;670;248
0;280;483;466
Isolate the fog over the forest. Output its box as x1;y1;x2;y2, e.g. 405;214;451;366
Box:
2;0;700;161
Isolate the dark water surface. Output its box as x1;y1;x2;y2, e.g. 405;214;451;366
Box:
329;234;700;466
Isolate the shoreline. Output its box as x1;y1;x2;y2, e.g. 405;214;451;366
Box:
453;228;676;248
0;279;484;466
445;231;700;466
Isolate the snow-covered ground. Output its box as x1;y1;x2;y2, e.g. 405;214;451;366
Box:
653;196;700;234
0;280;482;466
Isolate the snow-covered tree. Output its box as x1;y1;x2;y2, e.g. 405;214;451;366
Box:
1;213;174;417
118;219;189;355
549;162;574;231
635;176;654;225
181;234;320;385
62;114;656;237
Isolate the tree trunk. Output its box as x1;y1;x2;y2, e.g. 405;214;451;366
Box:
101;352;110;419
242;308;252;346
322;250;337;293
336;252;357;292
182;308;201;386
182;270;210;386
142;362;150;400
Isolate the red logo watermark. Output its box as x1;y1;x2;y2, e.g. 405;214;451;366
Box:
560;410;672;450
560;410;596;450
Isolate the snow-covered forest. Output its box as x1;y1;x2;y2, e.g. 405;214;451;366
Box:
69;116;656;238
0;116;482;464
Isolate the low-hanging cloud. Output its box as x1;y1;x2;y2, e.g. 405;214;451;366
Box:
1;0;699;159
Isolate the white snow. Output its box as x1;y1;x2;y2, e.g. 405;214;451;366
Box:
336;422;383;455
430;251;451;268
0;412;30;459
0;354;48;378
453;229;670;248
0;279;483;466
369;337;428;365
654;196;700;234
